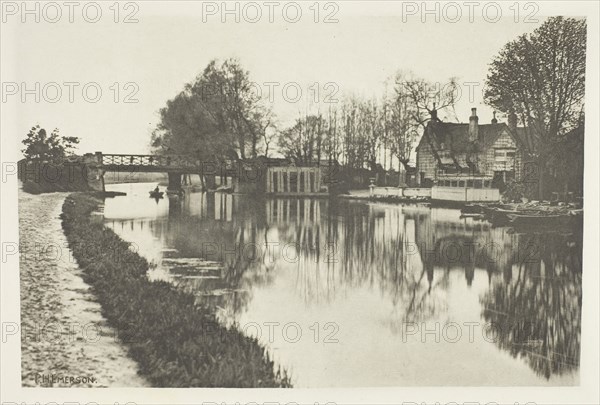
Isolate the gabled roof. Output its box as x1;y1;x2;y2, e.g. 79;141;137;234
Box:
427;121;512;151
416;119;530;170
509;127;537;154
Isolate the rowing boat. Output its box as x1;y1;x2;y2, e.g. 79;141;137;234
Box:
149;191;164;199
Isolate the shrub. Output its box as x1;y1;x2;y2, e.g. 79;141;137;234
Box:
502;180;526;202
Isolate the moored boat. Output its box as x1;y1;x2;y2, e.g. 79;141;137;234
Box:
505;212;572;227
166;189;185;197
461;203;484;214
432;175;500;203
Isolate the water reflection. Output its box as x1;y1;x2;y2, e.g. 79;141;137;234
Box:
103;183;582;386
480;232;582;379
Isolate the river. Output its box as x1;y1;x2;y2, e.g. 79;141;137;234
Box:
103;182;582;387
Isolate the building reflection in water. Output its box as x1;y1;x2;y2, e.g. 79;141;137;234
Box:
103;186;582;383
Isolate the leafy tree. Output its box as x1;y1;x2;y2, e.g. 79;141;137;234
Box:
484;17;586;198
21;125;79;161
152;59;273;164
152;90;227;160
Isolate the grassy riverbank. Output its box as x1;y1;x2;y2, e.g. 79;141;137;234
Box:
61;193;291;388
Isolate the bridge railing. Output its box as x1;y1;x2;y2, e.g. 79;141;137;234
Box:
99;154;246;173
101;154;199;168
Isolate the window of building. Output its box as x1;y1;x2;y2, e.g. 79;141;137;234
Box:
467;180;474;188
495;148;516;162
451;181;458;187
459;181;465;187
474;180;483;189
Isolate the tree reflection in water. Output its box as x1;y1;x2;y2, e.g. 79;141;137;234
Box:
106;191;582;381
480;231;582;379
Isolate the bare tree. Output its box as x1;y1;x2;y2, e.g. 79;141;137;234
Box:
385;74;418;183
261;122;277;157
398;73;459;129
275;73;458;177
277;112;327;165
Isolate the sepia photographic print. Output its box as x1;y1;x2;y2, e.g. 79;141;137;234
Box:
1;1;598;404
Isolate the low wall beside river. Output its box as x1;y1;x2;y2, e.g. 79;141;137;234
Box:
18;160;104;193
370;187;431;198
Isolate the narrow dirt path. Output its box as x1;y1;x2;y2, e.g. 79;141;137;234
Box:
19;190;147;387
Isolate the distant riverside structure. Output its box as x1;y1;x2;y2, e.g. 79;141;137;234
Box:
266;166;326;195
416;108;534;188
18;152;332;196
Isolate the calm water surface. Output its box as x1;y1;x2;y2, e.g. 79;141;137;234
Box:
103;183;582;387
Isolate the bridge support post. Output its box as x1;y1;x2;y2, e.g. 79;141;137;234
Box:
204;174;216;190
83;152;105;192
206;191;215;219
167;173;182;191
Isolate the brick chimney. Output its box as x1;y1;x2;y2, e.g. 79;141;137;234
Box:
430;102;438;121
468;108;478;141
508;111;517;132
491;111;498;124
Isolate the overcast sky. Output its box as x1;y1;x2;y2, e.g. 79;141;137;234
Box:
2;1;588;156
